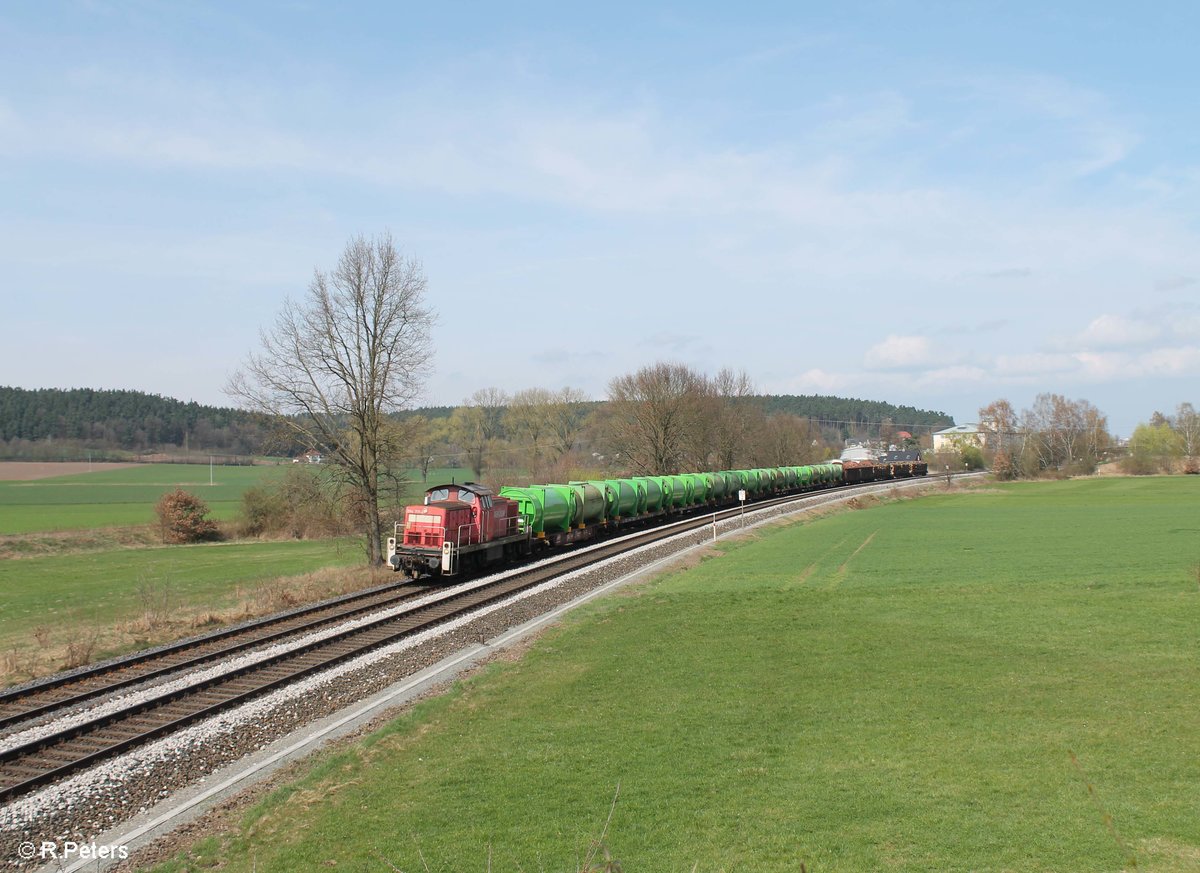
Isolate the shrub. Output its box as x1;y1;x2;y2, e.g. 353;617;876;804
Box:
960;445;985;470
237;467;347;538
155;488;220;543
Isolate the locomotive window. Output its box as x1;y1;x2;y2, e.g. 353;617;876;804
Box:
459;491;476;505
428;488;450;502
481;496;492;508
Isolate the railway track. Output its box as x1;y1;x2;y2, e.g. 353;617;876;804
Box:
0;579;430;734
0;479;932;804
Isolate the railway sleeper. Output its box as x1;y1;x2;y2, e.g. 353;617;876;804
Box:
1;764;53;778
35;749;85;763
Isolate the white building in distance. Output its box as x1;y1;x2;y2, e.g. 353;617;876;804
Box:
932;423;985;453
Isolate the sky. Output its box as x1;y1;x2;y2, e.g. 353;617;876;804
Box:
2;2;1198;437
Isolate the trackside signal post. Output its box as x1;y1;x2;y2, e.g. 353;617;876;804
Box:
739;489;746;527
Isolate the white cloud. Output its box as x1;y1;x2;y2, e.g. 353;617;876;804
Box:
784;368;857;394
915;365;989;388
1077;314;1160;349
864;335;938;370
993;352;1078;378
1138;346;1200;376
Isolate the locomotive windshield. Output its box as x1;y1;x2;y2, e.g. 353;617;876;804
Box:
425;487;476;505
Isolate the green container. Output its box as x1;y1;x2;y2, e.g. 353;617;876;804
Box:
704;472;726;501
621;478;648;514
722;471;745;496
687;473;712;503
778;467;797;489
667;475;690;508
572;480;618;521
565;481;608;525
499;485;576;535
605;479;639;517
634;476;663;512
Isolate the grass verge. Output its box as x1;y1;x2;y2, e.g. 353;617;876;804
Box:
0;538;370;684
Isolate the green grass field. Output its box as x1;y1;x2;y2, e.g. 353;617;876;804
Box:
0;538;363;653
155;477;1200;872
0;464;475;535
0;465;285;534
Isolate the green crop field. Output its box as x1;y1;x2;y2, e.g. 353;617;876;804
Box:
155;477;1200;872
0;464;286;535
0;464;476;535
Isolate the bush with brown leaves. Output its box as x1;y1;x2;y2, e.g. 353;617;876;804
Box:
155;488;221;544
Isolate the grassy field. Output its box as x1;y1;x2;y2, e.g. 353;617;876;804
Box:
153;477;1200;872
0;464;475;535
0;464;285;534
0;537;373;683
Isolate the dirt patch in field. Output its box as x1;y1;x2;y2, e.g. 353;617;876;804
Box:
0;461;139;481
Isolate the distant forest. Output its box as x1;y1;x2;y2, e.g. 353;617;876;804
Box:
0;386;954;461
0;387;270;460
759;395;953;437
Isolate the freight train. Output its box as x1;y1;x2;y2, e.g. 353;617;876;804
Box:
386;459;927;580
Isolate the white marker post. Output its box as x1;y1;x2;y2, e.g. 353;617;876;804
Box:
738;489;746;528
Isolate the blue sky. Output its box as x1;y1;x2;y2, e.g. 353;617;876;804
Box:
3;2;1198;436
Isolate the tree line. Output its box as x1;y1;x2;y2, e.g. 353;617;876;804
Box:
1124;404;1200;474
395;368;953;487
760;395;952;438
971;395;1199;479
0;386;271;458
976;395;1112;478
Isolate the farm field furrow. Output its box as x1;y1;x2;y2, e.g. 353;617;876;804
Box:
152;477;1200;872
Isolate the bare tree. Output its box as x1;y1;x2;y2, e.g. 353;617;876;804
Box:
226;232;434;565
752;413;823;466
449;387;509;479
546;387;590;461
712;367;758;469
1014;393;1110;476
978;398;1025;478
1173;402;1200;462
503;386;590;479
405;414;451;483
606;362;713;474
504;387;554;473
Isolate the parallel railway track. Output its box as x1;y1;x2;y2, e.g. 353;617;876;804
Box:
0;580;430;733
